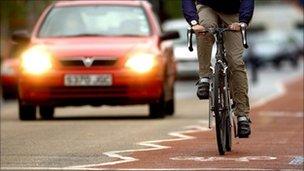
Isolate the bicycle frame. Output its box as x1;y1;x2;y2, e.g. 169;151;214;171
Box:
187;26;248;134
210;28;234;136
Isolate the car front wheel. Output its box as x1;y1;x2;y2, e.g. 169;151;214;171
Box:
149;100;165;119
164;86;175;116
164;98;175;115
19;102;36;121
39;106;54;120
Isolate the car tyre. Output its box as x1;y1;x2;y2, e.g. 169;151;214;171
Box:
2;92;13;100
164;98;175;115
149;100;165;119
19;102;36;121
39;106;55;120
1;87;17;100
164;86;175;115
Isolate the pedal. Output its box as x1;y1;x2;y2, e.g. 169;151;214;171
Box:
210;106;215;111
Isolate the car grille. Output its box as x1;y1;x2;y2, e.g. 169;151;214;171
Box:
59;58;117;67
49;86;128;97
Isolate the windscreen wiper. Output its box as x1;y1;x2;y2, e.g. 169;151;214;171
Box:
52;33;108;38
115;34;144;37
50;33;144;38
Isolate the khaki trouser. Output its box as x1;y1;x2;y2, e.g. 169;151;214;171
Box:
196;4;250;116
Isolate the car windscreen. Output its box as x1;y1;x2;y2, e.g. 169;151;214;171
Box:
38;5;151;38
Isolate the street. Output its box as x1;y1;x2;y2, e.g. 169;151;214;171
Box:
1;62;303;170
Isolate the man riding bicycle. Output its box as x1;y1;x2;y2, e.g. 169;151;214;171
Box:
182;0;254;138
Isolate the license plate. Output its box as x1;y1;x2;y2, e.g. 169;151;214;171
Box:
64;74;112;86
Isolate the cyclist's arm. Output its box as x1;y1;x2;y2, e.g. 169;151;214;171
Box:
182;0;199;26
239;0;255;25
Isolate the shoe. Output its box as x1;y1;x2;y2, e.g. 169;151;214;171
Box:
196;77;209;99
237;115;251;138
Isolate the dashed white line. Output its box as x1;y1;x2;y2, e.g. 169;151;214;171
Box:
258;111;304;117
251;82;285;108
66;124;210;168
289;156;304;166
66;76;302;169
251;75;303;109
3;75;300;170
170;156;277;162
0;167;276;170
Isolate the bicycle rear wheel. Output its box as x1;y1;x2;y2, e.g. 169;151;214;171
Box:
213;63;228;155
225;118;232;151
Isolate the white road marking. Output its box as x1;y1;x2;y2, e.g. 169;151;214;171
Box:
289;156;304;165
66;124;210;168
251;75;303;108
259;111;304;117
170;156;277;162
65;76;302;169
0;167;276;170
251;82;285;108
5;75;298;170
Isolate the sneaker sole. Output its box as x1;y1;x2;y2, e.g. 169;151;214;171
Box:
197;93;209;100
238;134;250;138
198;96;209;100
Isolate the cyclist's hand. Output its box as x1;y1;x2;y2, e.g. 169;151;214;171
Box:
192;24;205;35
229;22;243;31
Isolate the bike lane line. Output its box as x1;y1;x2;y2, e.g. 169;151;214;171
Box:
16;75;300;170
84;76;303;170
3;78;302;170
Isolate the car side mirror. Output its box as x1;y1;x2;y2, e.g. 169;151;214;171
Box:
160;31;180;41
11;30;30;44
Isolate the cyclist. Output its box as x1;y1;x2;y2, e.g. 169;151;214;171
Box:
182;0;254;138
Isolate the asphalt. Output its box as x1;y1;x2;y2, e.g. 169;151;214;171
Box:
0;61;303;170
98;76;303;170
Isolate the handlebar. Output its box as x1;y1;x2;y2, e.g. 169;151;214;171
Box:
187;24;249;52
240;23;248;49
187;27;194;51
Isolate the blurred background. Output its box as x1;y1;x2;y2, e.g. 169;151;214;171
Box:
1;0;303;79
0;0;303;102
0;0;303;168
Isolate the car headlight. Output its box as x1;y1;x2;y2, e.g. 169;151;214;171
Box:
21;45;53;75
125;53;157;73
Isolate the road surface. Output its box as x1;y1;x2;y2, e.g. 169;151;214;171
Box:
1;62;303;170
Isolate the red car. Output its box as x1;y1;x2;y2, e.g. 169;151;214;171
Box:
13;0;179;120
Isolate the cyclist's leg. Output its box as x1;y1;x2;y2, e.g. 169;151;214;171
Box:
217;13;250;117
196;4;218;78
218;13;251;137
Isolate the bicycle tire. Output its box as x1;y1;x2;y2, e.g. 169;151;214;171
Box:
225;118;232;151
213;63;226;155
225;83;232;151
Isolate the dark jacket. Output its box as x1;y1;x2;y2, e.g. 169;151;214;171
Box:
182;0;254;25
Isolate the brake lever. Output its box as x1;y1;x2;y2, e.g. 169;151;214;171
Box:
187;27;194;52
240;23;249;49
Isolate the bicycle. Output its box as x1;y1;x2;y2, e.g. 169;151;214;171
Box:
187;24;248;155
